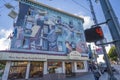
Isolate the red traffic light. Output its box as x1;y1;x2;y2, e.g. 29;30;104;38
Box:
84;26;104;42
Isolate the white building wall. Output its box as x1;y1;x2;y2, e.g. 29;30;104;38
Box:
25;61;30;79
44;61;48;74
72;62;76;72
62;61;65;73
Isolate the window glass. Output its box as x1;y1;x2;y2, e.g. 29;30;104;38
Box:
48;62;62;73
77;61;84;69
29;62;43;78
8;62;28;79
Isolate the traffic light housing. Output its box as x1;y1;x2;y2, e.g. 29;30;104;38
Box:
84;26;104;42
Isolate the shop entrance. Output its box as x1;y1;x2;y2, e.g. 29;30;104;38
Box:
29;62;43;78
65;62;72;77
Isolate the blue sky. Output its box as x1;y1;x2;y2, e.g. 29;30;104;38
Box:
0;0;120;50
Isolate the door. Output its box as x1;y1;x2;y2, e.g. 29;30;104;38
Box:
65;62;72;76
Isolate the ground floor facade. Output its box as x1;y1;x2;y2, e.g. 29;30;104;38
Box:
0;50;89;80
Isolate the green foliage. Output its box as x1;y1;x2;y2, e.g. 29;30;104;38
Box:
0;63;5;70
108;46;118;61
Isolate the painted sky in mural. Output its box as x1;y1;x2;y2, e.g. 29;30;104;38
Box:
9;1;88;54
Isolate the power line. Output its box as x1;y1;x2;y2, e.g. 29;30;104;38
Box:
71;0;91;13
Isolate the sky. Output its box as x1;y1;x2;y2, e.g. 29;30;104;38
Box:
0;0;120;50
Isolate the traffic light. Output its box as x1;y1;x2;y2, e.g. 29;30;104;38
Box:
84;26;104;42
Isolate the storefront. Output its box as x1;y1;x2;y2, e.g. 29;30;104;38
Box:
0;50;89;80
8;61;28;79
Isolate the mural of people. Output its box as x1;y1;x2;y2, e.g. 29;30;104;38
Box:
47;25;58;51
12;5;87;54
65;41;72;53
76;41;88;53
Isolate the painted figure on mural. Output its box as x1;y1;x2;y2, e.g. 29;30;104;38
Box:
16;26;24;48
14;6;86;52
40;25;58;51
10;26;17;48
47;25;58;51
26;9;47;50
76;41;88;53
65;41;72;53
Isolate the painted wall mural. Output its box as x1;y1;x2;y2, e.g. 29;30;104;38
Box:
10;1;87;54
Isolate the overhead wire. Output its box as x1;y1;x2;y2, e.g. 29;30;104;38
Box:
71;0;91;13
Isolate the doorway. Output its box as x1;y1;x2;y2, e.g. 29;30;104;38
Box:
29;62;43;78
65;62;72;77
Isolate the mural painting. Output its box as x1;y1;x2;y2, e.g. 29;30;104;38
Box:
9;2;87;54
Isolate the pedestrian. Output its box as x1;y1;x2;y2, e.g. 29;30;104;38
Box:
93;67;101;80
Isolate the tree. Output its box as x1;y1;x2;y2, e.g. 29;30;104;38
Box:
108;46;118;61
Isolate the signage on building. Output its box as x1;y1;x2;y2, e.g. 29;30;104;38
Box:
68;51;81;60
68;51;89;60
0;52;47;61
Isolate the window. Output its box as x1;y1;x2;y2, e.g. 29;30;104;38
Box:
77;61;84;69
8;62;28;79
48;62;62;74
29;62;43;78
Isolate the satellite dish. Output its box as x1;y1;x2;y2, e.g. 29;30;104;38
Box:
8;10;18;19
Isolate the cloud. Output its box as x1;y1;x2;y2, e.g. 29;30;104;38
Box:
0;29;12;50
79;15;94;30
74;13;94;29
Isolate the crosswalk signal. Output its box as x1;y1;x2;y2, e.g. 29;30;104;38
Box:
85;26;104;42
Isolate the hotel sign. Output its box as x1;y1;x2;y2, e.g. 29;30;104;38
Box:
68;51;89;60
68;51;81;60
0;52;47;61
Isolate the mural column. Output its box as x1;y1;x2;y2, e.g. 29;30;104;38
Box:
25;61;30;79
2;61;11;80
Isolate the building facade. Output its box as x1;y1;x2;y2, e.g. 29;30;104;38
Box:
0;0;89;80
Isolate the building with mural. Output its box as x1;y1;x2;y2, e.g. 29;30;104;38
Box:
0;0;89;80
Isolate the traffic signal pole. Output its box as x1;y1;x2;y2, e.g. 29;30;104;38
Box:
88;0;117;80
99;0;120;61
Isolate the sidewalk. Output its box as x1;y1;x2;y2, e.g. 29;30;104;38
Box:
1;72;119;80
63;72;95;80
99;72;120;80
64;72;120;80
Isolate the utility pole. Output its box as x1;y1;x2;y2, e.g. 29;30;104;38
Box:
87;0;98;63
88;0;117;80
88;0;98;24
99;0;120;61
